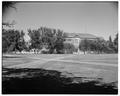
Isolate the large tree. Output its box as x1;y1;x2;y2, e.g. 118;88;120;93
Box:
113;33;118;53
28;27;65;54
108;36;115;53
28;29;42;50
54;29;65;53
79;39;90;54
79;38;112;54
2;29;26;53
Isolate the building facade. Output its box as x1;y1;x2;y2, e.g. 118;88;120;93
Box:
64;33;100;53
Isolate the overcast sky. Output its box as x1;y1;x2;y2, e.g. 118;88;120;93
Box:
3;1;118;40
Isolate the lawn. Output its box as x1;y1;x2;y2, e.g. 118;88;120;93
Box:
2;54;118;83
2;54;118;68
2;53;118;94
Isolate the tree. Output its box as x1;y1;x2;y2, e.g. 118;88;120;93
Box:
109;36;112;43
2;29;26;53
79;38;111;54
28;27;65;54
63;43;76;54
41;27;56;53
94;39;104;54
79;39;89;54
28;29;42;50
109;36;114;47
2;1;17;28
108;36;115;53
109;36;113;47
2;1;16;14
113;33;118;53
16;31;27;51
54;29;65;54
114;33;118;45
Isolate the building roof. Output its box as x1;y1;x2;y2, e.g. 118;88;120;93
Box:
65;32;98;39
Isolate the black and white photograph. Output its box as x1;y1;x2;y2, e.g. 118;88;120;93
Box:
2;1;118;94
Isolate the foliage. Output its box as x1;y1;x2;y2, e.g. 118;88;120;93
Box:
113;33;118;53
54;29;65;54
28;27;65;54
2;27;118;54
28;29;42;50
2;1;16;14
79;37;118;54
2;2;17;28
63;43;76;54
79;39;91;54
2;29;26;53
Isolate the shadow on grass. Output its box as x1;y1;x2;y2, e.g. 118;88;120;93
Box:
3;56;22;58
2;68;118;94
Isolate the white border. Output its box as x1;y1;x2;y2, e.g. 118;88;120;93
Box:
0;0;119;96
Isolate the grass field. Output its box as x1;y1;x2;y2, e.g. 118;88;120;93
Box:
3;54;118;84
2;54;118;94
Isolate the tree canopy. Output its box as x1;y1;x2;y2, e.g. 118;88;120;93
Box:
79;34;118;54
2;26;118;54
2;29;26;53
28;27;65;54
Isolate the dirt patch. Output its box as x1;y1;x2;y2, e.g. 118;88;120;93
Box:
2;68;118;94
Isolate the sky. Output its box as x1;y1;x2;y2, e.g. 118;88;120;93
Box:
3;1;118;41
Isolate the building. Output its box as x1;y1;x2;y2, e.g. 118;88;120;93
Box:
64;33;100;54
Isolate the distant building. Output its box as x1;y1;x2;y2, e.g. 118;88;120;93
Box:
64;33;101;53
